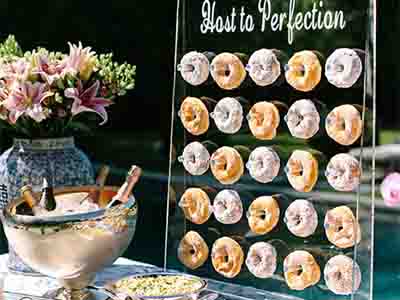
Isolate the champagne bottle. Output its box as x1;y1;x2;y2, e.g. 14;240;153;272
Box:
88;165;110;203
106;165;142;208
18;185;42;215
39;178;57;211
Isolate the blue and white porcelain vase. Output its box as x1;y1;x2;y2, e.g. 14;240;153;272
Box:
0;137;95;273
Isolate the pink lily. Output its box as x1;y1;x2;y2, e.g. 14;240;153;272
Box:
64;80;113;125
0;58;31;82
3;81;52;123
62;42;96;80
32;54;64;85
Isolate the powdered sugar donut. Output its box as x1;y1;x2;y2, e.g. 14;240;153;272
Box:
324;255;361;295
325;153;361;192
285;100;320;139
245;242;277;278
284;199;318;238
213;189;243;224
325;49;363;89
246;49;281;86
178;51;210;86
210;97;243;134
246;147;280;183
178;142;210;175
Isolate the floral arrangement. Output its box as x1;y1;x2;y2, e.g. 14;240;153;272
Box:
0;35;135;138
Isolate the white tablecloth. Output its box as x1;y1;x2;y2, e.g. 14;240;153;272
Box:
0;254;157;297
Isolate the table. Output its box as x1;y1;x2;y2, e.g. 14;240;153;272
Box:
0;254;159;299
0;254;304;300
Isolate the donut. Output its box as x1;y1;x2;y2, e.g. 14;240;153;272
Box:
325;49;363;88
179;188;212;224
247;49;281;86
213;189;243;224
178;142;210;175
210;53;246;90
285;50;322;92
210;97;243;134
325;153;361;192
245;242;277;278
285;150;319;192
246;147;280;183
325;104;363;146
285;99;320;139
283;250;321;290
211;237;244;278
178;231;209;270
247;196;280;235
284;199;318;238
179;97;209;136
210;147;244;185
247;102;280;140
324;255;362;295
324;206;361;248
178;51;210;86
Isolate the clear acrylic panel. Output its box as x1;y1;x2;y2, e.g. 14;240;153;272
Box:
166;1;376;300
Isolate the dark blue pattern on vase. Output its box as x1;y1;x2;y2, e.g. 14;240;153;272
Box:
0;137;95;273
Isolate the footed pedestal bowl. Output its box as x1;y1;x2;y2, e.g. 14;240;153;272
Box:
1;186;138;300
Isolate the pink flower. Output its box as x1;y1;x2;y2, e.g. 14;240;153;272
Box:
64;80;113;125
32;54;64;85
0;58;30;83
3;81;52;123
381;172;400;207
62;42;96;81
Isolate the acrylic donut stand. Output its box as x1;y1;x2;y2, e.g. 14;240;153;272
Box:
165;1;376;300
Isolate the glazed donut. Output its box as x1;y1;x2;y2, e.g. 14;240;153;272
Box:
247;102;280;140
213;189;243;224
246;147;280;183
210;97;243;134
211;237;244;278
284;200;318;238
285;100;320;139
286;150;319;193
210;147;244;185
210;53;247;90
247;49;281;86
179;97;209;136
245;242;277;278
178;51;210;86
179;188;212;224
178;231;209;270
324;255;362;295
325;49;363;88
324;206;361;248
178;142;210;175
326;105;363;146
247;196;280;235
325;153;361;192
284;250;321;290
285;50;322;92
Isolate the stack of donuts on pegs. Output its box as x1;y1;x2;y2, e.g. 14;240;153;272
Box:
174;47;365;296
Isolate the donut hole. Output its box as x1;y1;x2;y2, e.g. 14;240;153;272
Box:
224;255;229;263
296;265;304;276
338;225;344;232
189;249;196;255
224;69;231;77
